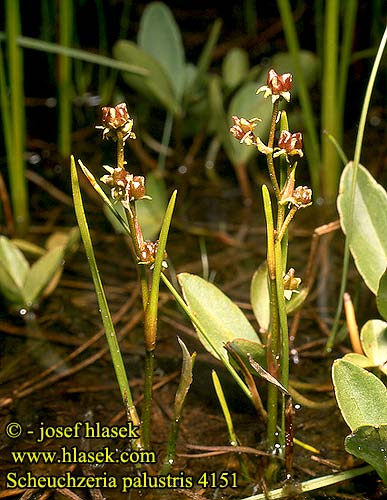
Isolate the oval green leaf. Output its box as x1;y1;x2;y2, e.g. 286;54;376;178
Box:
222;47;249;90
337;162;387;294
138;2;185;100
24;247;64;306
345;425;387;484
332;359;387;431
377;270;387;321
250;261;271;332
360;320;387;374
0;236;29;306
226;338;266;373
178;272;261;361
113;40;180;116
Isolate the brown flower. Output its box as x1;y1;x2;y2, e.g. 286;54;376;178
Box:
229;116;260;146
257;69;293;103
274;130;303;160
97;103;136;142
100;168;147;207
140;240;159;265
283;268;301;300
292;186;312;207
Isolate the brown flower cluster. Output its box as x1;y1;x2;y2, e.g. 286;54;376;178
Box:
100;167;146;209
257;69;293;103
97;103;136;142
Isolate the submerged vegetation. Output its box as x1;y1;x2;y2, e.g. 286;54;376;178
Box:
1;1;387;499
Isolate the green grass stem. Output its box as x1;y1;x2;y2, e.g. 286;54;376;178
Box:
212;370;239;446
0;35;147;75
262;185;279;448
241;465;373;499
58;0;73;156
71;156;142;448
276;0;321;195
327;23;387;351
321;0;340;199
161;338;195;475
142;190;177;448
5;0;28;236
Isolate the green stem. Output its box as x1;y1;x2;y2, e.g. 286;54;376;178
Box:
58;0;73;157
337;0;358;129
276;0;321;195
266;101;281;198
276;206;298;243
161;338;195;475
327;23;387;351
5;0;28;236
71;157;142;449
141;349;154;449
141;190;177;449
3;34;147;74
262;185;279;448
274;242;288;390
241;465;374;500
321;0;340;199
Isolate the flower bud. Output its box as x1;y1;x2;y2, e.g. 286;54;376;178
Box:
267;69;292;96
100;167;131;201
130;176;146;200
283;268;301;300
229;116;259;146
257;69;293;103
102;103;130;129
278;130;303;156
140;240;159;265
97;103;136;142
283;268;301;290
293;186;312;207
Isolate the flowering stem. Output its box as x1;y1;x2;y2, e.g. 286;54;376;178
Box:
262;185;280;448
116;129;125;170
142;190;177;449
276;205;298;244
266;100;281;199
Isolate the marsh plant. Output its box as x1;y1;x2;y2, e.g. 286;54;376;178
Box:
72;63;387;497
72;102;195;469
73;70;306;486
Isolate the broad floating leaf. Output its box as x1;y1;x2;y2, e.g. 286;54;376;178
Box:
178;273;261;362
23;247;64;306
360;320;387;374
337;162;387;294
0;236;29;293
250;262;271;332
377;270;387;321
222;47;249;90
113;40;180;116
250;261;308;332
332;359;387;432
345;424;387;484
138;2;185;101
226;338;266;373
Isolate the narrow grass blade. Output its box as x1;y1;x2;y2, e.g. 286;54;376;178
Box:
328;25;387;350
70;156;141;441
161;338;196;474
5;0;28;235
240;465;373;499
